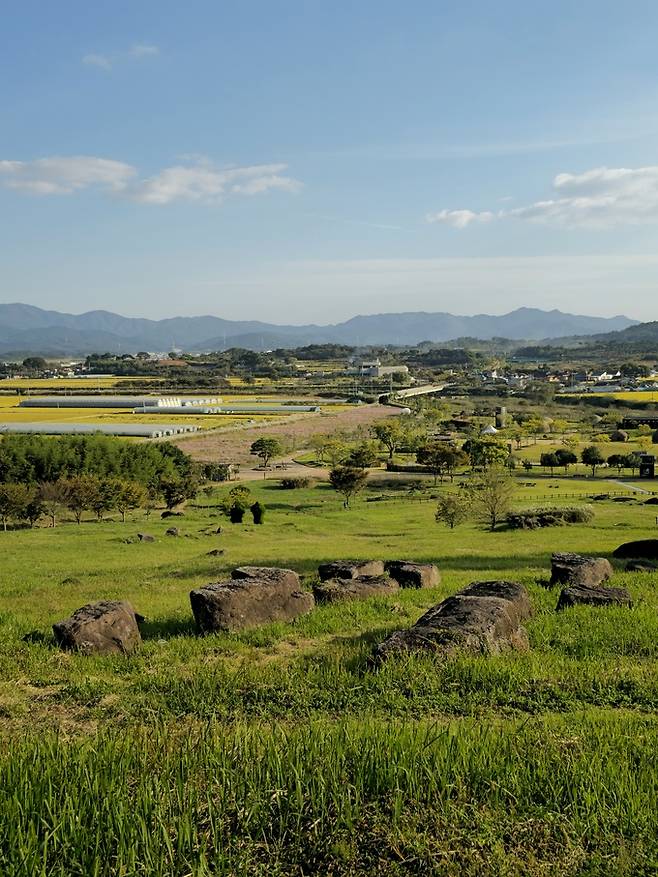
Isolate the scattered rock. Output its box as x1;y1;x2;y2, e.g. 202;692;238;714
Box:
549;552;613;588
22;630;50;644
231;566;301;588
611;496;635;503
313;575;399;604
52;600;142;655
206;548;225;557
373;580;531;662
384;561;440;589
165;527;181;537
190;573;314;633
625;560;658;573
137;533;155;543
556;585;632;610
318;560;385;581
613;540;658;560
61;576;81;585
644;497;658;505
161;511;184;519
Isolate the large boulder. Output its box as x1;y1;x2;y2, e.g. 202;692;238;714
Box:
318;560;385;581
374;580;531;662
613;540;658;560
313;575;399;604
190;571;314;633
384;561;440;589
53;600;142;655
231;566;300;588
549;552;613;588
556;585;632;610
626;560;658;573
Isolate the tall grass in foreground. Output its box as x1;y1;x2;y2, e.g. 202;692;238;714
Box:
1;714;657;876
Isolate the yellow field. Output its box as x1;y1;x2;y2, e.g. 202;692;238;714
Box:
0;376;164;391
566;390;658;402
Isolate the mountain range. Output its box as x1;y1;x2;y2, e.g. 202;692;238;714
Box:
0;303;640;356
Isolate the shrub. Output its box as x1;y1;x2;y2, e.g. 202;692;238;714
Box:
280;477;310;489
506;506;594;530
250;501;266;524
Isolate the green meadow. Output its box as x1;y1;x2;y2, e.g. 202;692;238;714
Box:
1;476;658;875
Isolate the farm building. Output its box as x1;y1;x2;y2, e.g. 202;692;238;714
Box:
0;422;199;438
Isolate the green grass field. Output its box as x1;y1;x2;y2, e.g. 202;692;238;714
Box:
1;476;658;875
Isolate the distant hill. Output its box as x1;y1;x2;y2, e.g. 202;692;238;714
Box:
0;303;638;356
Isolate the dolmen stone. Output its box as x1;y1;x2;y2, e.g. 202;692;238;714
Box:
318;560;385;581
165;527;180;537
137;533;155;543
384;560;440;589
556;584;632;611
549;552;613;588
53;600;142;655
313;575;399;604
190;566;314;633
613;540;658;560
373;580;532;663
625;560;657;573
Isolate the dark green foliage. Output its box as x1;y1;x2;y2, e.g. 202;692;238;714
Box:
0;435;192;486
507;506;595;529
250;501;266;524
280;477;310;489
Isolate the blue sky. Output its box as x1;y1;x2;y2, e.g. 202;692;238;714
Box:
2;0;658;323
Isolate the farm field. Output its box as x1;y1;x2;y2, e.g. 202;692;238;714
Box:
1;473;658;874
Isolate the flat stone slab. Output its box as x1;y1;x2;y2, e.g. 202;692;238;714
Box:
313;575;399;604
613;540;658;560
374;580;531;663
556;584;632;610
231;566;301;589
53;600;142;655
384;561;440;589
137;533;155;543
550;553;613;588
318;560;385;581
190;575;313;633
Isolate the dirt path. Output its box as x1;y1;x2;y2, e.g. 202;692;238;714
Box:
172;403;397;464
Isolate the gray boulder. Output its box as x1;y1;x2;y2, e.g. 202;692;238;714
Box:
613;540;658;560
374;580;531;662
550;552;613;588
231;566;301;588
313;575;399;604
137;533;155;543
556;584;632;610
318;560;385;581
190;570;313;633
53;600;142;655
165;527;180;537
384;561;440;589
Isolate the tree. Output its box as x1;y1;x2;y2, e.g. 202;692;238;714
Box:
329;466;368;508
607;454;626;475
522;460;533;472
555;448;577;474
159;477;198;510
61;475;100;524
22;356;47;372
581;445;605;477
462;438;509;470
417;444;467;484
623;452;642;476
562;434;580;452
467;468;516;531
540;452;559;476
221;485;253;523
250;438;283;473
371;421;403;460
0;483;32;531
115;480;147;523
322;437;349;468
346;441;379;469
90;477;122;521
435;493;470;529
37;480;69;528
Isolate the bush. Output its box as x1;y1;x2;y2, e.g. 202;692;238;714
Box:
250;501;266;524
506;506;594;530
280;477;310;489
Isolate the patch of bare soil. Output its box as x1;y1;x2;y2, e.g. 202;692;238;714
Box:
172;404;397;464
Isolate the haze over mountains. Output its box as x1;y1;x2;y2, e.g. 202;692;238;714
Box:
0;303;639;356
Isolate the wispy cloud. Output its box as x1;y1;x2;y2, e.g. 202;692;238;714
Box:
428;164;658;229
0;155;301;206
82;43;161;71
130;43;160;58
82;53;112;71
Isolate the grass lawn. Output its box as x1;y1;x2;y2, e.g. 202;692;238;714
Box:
1;475;658;874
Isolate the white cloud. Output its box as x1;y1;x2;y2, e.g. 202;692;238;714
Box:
426;208;495;228
130;161;302;204
0;156;136;194
130;44;160;57
82;53;111;71
428;164;658;229
0;155;301;205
